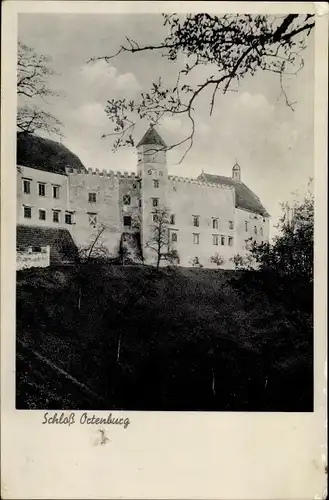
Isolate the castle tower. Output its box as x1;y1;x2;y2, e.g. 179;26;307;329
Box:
136;125;168;264
232;161;241;181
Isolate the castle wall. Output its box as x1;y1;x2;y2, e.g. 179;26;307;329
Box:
235;208;271;256
67;170;122;255
166;178;236;269
17;165;69;228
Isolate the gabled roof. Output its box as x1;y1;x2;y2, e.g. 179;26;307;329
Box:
17;225;78;265
136;125;167;148
198;172;270;217
17;132;87;175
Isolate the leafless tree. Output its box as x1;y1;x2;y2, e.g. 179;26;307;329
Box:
72;224;110;309
17;41;64;136
145;206;179;270
90;14;314;161
210;253;225;267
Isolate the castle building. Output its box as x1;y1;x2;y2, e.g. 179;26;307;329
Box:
16;126;270;269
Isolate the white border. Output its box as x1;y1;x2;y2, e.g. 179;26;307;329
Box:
1;2;327;499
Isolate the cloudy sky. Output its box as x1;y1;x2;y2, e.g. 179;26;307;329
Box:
18;13;314;235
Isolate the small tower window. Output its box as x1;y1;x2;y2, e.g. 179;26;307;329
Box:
245;221;249;232
254;226;257;235
153;180;159;188
229;221;234;229
123;195;131;205
170;214;175;225
152;198;159;207
89;192;97;203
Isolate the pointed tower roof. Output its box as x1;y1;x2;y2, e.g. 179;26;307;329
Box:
136;124;167;148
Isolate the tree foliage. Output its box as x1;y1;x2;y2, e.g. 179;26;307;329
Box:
90;14;315;160
246;183;314;282
17;41;63;136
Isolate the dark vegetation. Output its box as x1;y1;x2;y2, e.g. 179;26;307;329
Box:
16;263;313;411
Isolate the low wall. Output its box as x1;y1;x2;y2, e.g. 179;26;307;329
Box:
17;246;50;270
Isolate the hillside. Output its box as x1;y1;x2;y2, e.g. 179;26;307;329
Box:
16;264;313;411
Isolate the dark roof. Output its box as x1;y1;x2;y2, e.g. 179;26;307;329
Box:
17;132;87;175
17;225;78;265
198;172;270;217
136;125;167;148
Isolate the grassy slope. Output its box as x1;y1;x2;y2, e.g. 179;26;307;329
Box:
16;264;313;411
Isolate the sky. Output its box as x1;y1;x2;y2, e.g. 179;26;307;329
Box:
18;13;314;236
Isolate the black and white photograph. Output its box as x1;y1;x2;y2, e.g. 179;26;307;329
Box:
14;10;316;413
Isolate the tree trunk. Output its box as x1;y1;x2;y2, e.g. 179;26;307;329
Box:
77;287;82;310
117;334;121;363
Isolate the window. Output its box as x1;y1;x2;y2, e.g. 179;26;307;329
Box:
159;171;163;176
260;227;264;236
193;215;200;227
212;234;219;246
23;179;31;194
53;185;60;199
123;216;131;227
39;209;46;221
38;183;46;197
221;235;225;246
152;213;159;222
65;212;73;224
123;194;131;205
254;226;257;235
24;206;31;219
228;237;233;247
138;199;142;208
171;232;178;242
89;192;97;203
245;221;249;232
152;198;159;207
170;214;175;225
53;210;60;223
88;213;97;226
193;233;200;245
153;180;159;188
212;218;219;230
148;169;153;175
229;220;234;229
